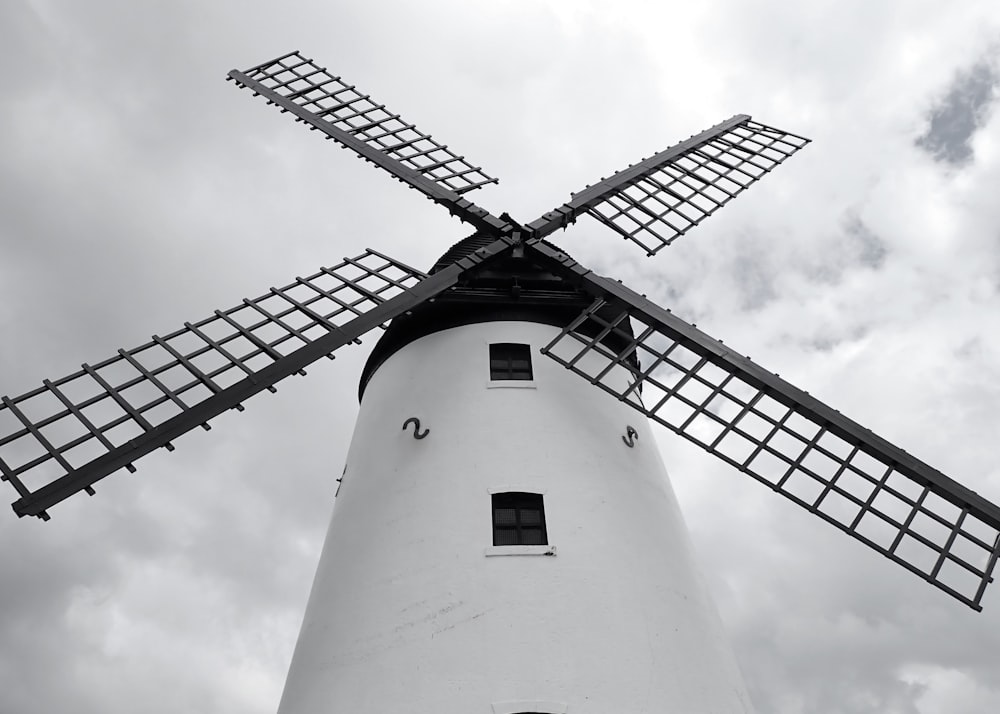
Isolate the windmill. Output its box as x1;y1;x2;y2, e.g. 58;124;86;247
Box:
2;49;999;712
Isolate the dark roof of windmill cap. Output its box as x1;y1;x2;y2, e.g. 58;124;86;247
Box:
427;231;501;274
357;233;637;400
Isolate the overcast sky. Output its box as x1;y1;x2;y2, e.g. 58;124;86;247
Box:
2;1;1000;712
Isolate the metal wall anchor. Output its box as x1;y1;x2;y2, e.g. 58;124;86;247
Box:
622;426;638;448
402;417;429;439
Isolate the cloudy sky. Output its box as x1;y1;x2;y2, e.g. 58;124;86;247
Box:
2;1;1000;712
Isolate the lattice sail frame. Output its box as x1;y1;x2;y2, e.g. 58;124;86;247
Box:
586;120;808;255
0;249;466;519
229;52;498;195
540;292;1000;609
527;116;810;256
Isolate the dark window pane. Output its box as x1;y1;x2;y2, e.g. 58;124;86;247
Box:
495;508;517;525
492;492;547;546
489;343;533;381
521;528;544;545
495;528;520;545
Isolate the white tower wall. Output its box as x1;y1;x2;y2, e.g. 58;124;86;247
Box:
278;320;754;714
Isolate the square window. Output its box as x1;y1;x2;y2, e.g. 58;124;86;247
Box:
490;343;533;381
492;492;547;546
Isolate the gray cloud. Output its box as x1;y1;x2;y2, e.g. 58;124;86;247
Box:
917;58;999;166
843;213;888;270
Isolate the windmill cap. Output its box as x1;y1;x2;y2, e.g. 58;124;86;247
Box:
358;233;635;400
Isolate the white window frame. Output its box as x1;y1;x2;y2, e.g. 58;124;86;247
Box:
485;340;537;389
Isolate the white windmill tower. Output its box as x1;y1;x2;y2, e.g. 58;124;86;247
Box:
2;51;999;714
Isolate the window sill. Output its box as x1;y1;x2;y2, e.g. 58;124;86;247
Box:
484;545;557;557
486;380;537;389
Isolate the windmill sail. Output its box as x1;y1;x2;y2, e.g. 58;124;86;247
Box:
527;116;810;255
228;52;506;234
531;242;1000;609
0;244;513;519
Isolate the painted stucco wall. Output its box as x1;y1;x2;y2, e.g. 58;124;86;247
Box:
278;321;754;714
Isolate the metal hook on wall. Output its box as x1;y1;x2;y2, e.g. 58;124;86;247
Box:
402;417;429;440
622;425;638;448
